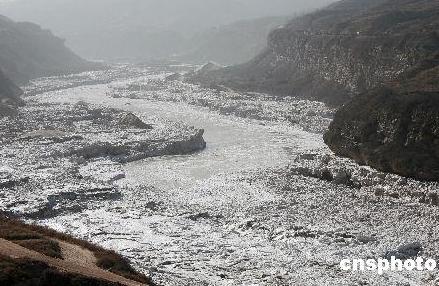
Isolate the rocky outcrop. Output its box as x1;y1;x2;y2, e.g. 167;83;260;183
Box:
324;55;439;180
189;0;439;106
69;128;206;163
119;113;153;130
321;1;439;181
0;69;23;117
0;15;99;84
0;70;22;104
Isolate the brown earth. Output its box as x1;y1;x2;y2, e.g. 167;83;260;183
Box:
0;238;146;286
0;216;151;285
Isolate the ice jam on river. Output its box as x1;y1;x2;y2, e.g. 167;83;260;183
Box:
2;64;439;286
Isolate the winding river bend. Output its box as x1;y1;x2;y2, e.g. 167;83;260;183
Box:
28;66;437;286
33;71;323;284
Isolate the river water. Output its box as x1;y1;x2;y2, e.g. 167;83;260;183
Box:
30;67;437;286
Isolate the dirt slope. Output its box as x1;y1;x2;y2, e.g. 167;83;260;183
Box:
0;238;146;286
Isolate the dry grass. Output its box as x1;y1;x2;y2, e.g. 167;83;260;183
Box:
14;239;63;259
0;215;150;284
0;254;123;286
0;217;62;259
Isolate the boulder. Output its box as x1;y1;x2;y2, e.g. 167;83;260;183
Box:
384;242;423;260
165;73;183;81
119;113;153;130
197;62;224;74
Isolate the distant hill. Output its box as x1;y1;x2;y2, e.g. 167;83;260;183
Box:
0;0;335;62
178;16;289;65
0;14;99;117
0;15;98;84
191;0;438;105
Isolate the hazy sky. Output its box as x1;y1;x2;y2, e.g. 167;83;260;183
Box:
0;0;338;60
0;0;337;33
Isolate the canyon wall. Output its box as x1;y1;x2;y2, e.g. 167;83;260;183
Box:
191;0;439;180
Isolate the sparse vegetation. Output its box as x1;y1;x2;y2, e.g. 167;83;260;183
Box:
0;254;123;286
0;215;150;284
0;216;63;258
14;239;63;259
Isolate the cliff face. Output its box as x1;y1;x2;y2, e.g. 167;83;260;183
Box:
324;55;439;180
191;0;439;106
0;15;98;84
319;0;439;181
191;0;439;180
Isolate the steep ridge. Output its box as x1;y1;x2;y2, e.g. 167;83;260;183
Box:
0;15;98;84
324;54;439;180
190;0;439;106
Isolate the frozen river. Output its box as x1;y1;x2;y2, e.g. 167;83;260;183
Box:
27;66;438;286
33;75;323;285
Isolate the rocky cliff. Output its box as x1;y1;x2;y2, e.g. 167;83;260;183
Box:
324;54;439;180
190;0;439;106
190;0;439;180
0;15;98;84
